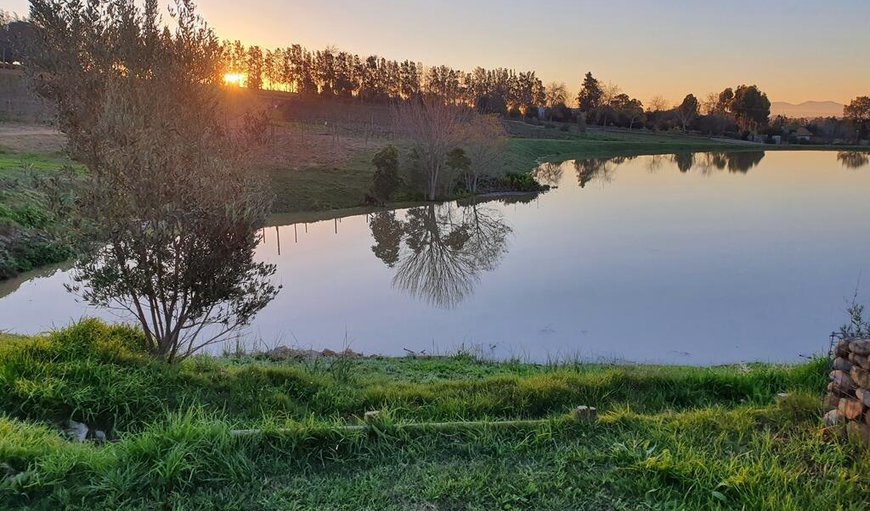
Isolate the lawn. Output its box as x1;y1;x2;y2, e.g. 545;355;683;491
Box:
1;320;867;510
505;129;740;171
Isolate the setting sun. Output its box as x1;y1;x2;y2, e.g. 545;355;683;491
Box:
223;72;246;86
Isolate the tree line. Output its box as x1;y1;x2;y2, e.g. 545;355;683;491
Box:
7;10;867;141
221;39;781;136
222;40;546;115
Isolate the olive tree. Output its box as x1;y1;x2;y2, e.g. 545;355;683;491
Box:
28;0;278;361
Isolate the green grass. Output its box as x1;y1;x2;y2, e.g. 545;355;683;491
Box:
0;154;78;279
0;151;76;173
504;128;870;172
1;320;867;510
266;150;376;213
505;130;738;171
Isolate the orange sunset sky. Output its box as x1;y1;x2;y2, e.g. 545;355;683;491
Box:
2;0;868;105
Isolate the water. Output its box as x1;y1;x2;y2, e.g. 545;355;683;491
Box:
1;150;868;364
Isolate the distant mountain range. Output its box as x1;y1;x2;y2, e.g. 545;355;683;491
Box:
770;101;844;119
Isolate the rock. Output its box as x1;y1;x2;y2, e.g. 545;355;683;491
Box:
850;366;870;389
827;381;855;397
63;420;89;442
830;370;852;388
849;352;870;371
824;393;840;409
572;405;597;422
850;339;870;357
824;409;843;426
776;392;790;402
838;398;865;421
846;421;870;447
94;430;107;444
833;357;853;372
835;339;851;357
363;410;381;422
857;388;870;407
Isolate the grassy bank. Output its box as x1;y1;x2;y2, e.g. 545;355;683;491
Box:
0;151;79;279
1;320;867;510
505;130;740;171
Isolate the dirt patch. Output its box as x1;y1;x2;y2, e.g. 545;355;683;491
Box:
0;123;66;153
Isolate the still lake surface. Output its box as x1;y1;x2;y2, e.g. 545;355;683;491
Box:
1;150;869;364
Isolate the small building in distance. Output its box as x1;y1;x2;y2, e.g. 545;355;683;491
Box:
793;127;813;142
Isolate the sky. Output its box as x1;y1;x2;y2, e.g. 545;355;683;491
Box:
3;0;868;105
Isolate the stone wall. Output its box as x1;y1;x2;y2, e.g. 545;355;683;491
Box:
826;338;870;445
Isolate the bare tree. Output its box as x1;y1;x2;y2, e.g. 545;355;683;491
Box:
647;95;670;113
29;0;278;361
394;96;466;200
701;92;719;115
459;113;507;193
543;81;568;120
601;81;622;105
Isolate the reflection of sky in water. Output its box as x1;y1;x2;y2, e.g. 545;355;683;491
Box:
1;151;869;365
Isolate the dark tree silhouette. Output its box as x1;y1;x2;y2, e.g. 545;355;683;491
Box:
576;72;603;113
731;85;770;131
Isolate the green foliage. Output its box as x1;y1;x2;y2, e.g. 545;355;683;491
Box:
445;147;471;172
368;145;401;204
0;167;78;279
495;172;548;192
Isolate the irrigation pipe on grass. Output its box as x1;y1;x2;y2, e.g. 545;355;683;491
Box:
229;406;598;437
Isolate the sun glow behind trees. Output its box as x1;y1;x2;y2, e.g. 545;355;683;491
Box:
223;72;247;87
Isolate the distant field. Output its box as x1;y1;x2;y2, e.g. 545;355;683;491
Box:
0;82;863;215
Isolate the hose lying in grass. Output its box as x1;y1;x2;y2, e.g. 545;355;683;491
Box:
229;406;597;437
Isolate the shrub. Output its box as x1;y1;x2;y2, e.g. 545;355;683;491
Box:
369;145;401;204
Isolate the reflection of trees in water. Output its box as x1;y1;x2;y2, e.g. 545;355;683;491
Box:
685;151;765;174
369;203;512;309
672;153;694;173
574;158;619;188
368;211;403;267
645;154;666;173
567;151;766;187
723;151;765;173
837;151;869;169
533;162;563;186
574;156;638;186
